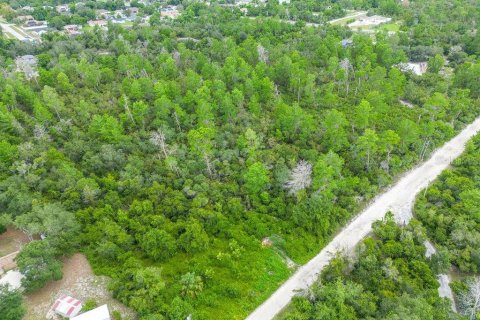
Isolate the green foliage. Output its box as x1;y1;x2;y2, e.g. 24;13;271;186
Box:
16;240;63;292
180;272;203;298
0;0;478;318
415;135;480;273
81;299;97;312
243;162;270;195
280;218;455;320
0;285;25;320
140;229;176;262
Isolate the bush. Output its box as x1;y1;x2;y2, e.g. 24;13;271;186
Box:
112;310;122;320
81;299;97;312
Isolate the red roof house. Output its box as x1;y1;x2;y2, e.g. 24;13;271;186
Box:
52;296;83;318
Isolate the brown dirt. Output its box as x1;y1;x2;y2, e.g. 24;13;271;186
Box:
0;228;30;256
24;253;136;320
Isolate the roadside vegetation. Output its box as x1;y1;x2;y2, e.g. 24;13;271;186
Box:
278;216;457;320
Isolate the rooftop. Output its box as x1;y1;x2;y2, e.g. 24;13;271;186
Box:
72;304;111;320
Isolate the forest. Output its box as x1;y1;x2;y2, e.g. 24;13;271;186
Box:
0;0;479;319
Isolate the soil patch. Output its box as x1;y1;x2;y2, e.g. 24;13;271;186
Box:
24;253;136;320
0;228;30;256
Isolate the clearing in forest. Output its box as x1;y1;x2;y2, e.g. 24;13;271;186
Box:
23;253;136;320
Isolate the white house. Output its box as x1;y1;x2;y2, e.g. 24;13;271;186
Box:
72;304;111;320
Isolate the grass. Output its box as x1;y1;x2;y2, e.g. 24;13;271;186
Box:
378;23;400;32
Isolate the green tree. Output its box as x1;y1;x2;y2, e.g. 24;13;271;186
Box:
322;109;349;152
179;220;209;254
140;229;176;262
89;114;124;143
187;127;216;176
243;162;269;196
56;72;74;93
0;285;25;320
427;54;445;74
16;240;63;292
15;203;80;254
356;129;379;171
354;100;373;132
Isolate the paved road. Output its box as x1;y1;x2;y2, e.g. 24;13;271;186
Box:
246;117;480;320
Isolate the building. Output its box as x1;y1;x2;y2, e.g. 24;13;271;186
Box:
72;305;111;320
52;296;83;318
64;24;82;36
56;4;71;14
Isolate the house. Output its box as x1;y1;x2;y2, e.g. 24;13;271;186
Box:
52;296;83;318
88;20;108;28
72;305;111;320
56;4;70;14
64;24;82;36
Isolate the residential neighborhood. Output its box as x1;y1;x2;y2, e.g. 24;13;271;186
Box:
0;0;183;42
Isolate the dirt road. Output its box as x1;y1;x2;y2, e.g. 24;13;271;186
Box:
246;117;480;320
0;22;29;41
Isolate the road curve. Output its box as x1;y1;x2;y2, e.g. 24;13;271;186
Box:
246;116;480;320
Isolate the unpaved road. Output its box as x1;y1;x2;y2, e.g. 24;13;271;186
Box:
328;11;367;24
0;22;29;41
246;117;480;320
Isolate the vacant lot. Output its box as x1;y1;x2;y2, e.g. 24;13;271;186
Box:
24;253;136;320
